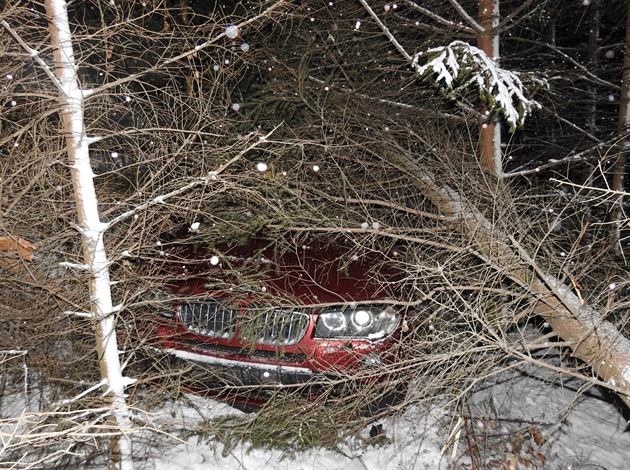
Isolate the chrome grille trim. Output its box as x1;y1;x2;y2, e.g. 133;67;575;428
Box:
177;301;237;339
177;301;310;345
252;310;310;346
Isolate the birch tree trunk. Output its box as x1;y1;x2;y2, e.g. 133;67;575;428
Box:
44;1;135;468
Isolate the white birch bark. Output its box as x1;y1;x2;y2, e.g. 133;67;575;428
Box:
44;1;135;468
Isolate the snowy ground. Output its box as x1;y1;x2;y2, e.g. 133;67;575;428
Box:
129;367;630;470
2;364;629;469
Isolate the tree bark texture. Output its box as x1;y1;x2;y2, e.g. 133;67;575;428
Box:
390;152;630;408
44;1;135;468
477;0;502;175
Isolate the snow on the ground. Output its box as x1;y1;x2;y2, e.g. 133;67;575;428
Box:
131;366;630;470
133;396;447;470
2;365;629;469
466;366;630;469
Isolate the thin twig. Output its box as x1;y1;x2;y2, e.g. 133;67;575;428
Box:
0;20;65;94
447;0;484;34
277;225;464;252
106;125;281;228
87;1;286;96
357;0;413;62
314;194;458;221
503;137;624;178
404;1;475;34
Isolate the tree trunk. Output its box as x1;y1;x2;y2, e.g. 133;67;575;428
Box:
390;153;630;408
586;0;600;134
44;1;135;468
478;0;502;175
611;2;630;250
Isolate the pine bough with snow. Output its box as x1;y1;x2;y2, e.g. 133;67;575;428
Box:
412;41;542;130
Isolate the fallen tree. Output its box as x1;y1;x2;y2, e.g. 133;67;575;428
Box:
352;0;630;407
387;150;630;407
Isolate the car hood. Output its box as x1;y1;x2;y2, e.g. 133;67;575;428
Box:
167;241;391;306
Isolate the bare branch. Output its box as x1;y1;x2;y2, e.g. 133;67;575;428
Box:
106;126;280;229
87;1;287;97
0;20;64;94
504;135;629;178
446;0;484;34
403;1;475;34
357;0;414;62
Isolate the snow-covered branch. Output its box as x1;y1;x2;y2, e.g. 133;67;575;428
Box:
394;153;630;407
412;41;542;130
44;0;135;467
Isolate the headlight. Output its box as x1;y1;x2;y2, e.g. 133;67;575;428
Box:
321;310;346;331
315;305;400;340
351;309;373;328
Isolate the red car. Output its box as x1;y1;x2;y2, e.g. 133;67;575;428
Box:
142;238;406;409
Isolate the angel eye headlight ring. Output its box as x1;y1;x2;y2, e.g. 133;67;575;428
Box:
321;310;346;331
351;309;373;329
315;305;401;339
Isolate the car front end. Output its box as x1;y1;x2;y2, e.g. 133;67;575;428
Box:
142;241;406;407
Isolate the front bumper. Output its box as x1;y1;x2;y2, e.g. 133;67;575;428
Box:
164;347;316;387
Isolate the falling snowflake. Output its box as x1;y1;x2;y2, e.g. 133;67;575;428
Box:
225;25;239;39
210;255;220;266
256;162;268;172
